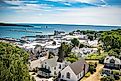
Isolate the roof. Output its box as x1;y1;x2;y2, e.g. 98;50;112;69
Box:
69;58;89;75
104;56;121;64
43;56;58;67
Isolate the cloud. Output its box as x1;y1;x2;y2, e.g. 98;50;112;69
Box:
1;6;121;26
0;0;121;26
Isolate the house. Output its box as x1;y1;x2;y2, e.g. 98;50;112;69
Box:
87;40;98;47
102;56;121;76
45;44;61;55
71;47;98;57
71;46;80;56
59;58;89;81
37;56;66;78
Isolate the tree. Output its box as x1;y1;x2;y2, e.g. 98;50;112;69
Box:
108;50;118;58
88;62;96;74
79;43;84;48
88;35;94;41
71;38;80;47
57;43;65;62
52;41;56;45
99;56;105;64
48;52;55;59
66;54;79;63
0;42;34;81
101;76;115;81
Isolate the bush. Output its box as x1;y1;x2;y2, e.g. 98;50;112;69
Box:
89;63;96;74
114;75;120;80
85;72;91;77
101;76;115;81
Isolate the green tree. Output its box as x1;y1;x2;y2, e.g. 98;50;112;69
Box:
71;38;80;47
66;54;79;63
0;42;33;81
101;76;115;81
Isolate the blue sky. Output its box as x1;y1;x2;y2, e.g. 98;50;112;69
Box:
0;0;121;26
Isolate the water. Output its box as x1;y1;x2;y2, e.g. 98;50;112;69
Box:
0;24;121;39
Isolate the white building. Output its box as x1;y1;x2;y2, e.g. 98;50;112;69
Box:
59;58;89;81
71;47;98;57
87;40;98;47
45;44;61;55
37;56;66;78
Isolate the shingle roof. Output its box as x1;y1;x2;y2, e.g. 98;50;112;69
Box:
104;56;121;64
44;56;58;67
69;58;89;75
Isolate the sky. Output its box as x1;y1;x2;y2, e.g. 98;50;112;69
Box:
0;0;121;26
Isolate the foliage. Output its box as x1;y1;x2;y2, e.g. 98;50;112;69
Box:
58;42;72;62
85;72;91;77
66;54;79;63
112;70;120;75
85;53;107;60
99;56;105;64
101;76;115;81
0;42;33;81
52;41;56;45
48;52;55;59
88;62;97;74
88;35;94;41
100;29;121;59
79;43;85;48
71;38;80;47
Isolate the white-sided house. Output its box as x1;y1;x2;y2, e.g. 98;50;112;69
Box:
59;58;89;81
80;47;98;57
102;56;121;76
71;46;80;57
87;40;98;47
37;56;66;78
71;47;98;57
45;44;61;55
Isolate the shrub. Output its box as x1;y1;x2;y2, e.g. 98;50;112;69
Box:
114;75;120;80
85;72;91;77
101;76;115;81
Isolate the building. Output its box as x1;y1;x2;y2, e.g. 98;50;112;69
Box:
102;56;121;76
45;44;61;55
59;58;89;81
37;56;66;78
71;47;98;57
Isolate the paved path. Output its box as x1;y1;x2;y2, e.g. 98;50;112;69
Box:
82;64;104;81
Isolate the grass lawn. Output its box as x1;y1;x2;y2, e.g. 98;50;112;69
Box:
85;52;108;60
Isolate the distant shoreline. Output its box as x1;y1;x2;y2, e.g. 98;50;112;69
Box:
0;23;33;27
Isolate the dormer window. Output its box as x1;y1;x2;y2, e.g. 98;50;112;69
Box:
110;59;115;63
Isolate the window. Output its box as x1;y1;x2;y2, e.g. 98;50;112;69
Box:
45;65;46;69
54;71;56;75
62;75;64;78
80;73;81;77
66;72;70;79
59;64;61;69
41;64;43;68
48;66;50;70
110;59;115;63
54;67;56;70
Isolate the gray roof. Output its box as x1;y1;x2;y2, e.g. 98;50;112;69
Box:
104;56;121;64
44;56;58;67
69;58;89;75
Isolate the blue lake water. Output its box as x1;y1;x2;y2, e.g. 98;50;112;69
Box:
0;24;121;39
